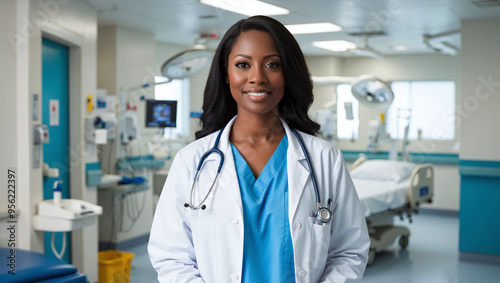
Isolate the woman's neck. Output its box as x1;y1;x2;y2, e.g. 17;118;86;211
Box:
230;114;284;146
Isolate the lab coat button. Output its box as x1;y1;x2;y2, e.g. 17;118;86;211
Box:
230;273;239;280
294;222;302;229
231;219;239;224
298;269;306;277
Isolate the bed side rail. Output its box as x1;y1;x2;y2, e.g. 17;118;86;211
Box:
349;154;367;171
408;164;434;209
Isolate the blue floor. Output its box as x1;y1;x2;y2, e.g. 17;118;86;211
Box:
124;212;500;282
362;212;500;283
122;239;158;283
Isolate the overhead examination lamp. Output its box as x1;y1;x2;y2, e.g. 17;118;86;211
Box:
135;38;214;90
311;75;394;111
312;74;395;156
160;44;213;80
350;75;394;111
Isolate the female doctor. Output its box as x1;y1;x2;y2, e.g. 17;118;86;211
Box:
148;15;370;283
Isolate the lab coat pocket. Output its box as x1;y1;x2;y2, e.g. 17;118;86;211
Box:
307;216;331;268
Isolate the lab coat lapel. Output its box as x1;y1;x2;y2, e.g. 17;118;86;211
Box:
282;120;309;220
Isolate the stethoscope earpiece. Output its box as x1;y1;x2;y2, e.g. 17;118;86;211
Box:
185;202;207;210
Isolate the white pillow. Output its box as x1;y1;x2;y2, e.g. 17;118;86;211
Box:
350;159;416;183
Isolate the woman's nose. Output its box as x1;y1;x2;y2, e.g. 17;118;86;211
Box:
249;67;267;84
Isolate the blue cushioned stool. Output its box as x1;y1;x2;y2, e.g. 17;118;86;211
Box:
0;248;87;283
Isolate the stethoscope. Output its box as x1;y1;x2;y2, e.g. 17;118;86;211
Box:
184;126;333;224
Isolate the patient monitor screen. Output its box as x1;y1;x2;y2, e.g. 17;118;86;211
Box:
145;99;177;128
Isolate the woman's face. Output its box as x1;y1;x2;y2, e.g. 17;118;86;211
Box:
226;29;285;118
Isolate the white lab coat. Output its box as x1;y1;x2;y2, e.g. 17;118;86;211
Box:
148;117;369;283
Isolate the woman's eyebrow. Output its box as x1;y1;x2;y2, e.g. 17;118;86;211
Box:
233;54;251;59
264;54;281;59
232;54;281;60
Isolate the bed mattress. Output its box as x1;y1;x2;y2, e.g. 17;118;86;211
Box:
352;178;409;217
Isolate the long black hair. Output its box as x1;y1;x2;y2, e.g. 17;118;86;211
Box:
195;15;320;139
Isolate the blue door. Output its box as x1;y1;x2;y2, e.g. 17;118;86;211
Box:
42;38;71;263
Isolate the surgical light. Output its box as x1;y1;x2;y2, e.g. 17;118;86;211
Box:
351;75;394;111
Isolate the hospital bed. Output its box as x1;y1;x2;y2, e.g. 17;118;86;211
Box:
349;159;434;265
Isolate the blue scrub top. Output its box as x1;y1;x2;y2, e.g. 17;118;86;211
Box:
230;135;296;283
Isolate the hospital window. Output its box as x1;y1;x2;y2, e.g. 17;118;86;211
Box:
336;84;360;140
387;81;455;140
154;76;190;137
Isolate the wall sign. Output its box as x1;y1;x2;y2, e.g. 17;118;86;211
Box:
49;99;59;126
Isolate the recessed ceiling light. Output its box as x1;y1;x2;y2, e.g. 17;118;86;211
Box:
285;23;342;34
200;0;289;16
312;40;357;52
392;45;408;51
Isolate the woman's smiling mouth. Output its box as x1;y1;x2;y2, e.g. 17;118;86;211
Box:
245;92;270;97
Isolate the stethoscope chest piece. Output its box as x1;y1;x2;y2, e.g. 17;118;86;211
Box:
315;199;333;224
317;208;331;223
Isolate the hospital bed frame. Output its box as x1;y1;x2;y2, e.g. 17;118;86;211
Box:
352;162;434;265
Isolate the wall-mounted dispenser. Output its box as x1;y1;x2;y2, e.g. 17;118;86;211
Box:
34;124;49;144
33;124;49;168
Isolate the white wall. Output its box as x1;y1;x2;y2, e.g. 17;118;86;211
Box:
307;56;344;113
97;27;117;95
188;65;210;139
424;164;460;211
460;17;500;161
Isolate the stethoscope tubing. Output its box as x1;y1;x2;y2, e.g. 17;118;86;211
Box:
194;126;225;176
185;125;331;224
289;128;322;209
185;125;226;210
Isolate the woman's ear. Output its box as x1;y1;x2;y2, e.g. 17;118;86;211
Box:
226;75;229;84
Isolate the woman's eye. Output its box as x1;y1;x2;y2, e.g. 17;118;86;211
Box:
266;62;281;69
235;62;249;68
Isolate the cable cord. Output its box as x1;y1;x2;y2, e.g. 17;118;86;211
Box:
51;232;66;260
121;144;135;176
120;188;148;233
